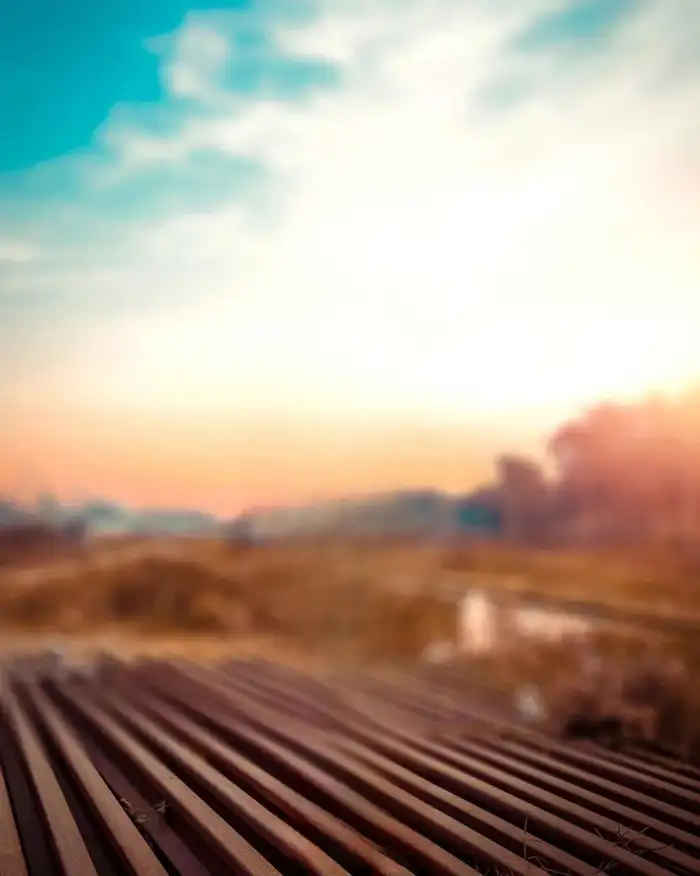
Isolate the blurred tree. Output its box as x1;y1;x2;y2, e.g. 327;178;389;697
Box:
496;454;550;544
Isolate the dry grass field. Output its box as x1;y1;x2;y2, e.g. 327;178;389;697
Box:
0;539;456;661
441;540;700;614
2;536;700;646
2;536;700;763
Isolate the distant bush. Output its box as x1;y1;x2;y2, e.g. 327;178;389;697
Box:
0;550;454;660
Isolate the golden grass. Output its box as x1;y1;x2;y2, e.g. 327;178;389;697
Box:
2;537;699;645
2;536;700;759
0;543;455;661
441;540;700;618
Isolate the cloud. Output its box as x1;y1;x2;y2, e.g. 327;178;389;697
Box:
0;239;38;265
149;19;232;102
3;0;700;427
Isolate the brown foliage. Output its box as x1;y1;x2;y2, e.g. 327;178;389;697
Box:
0;545;455;660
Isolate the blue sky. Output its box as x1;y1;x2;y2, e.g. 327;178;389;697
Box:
0;0;335;216
1;0;700;508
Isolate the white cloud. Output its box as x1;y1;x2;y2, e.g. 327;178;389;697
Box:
0;239;38;265
14;0;700;425
146;16;231;101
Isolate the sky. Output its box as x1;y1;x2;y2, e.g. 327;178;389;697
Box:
1;0;699;513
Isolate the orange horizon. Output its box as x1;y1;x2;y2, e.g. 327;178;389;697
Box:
4;384;700;516
0;404;548;515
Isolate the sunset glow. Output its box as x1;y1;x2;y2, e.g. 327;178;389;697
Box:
1;0;699;512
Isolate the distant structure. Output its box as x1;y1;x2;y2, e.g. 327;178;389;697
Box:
226;489;504;543
0;494;225;541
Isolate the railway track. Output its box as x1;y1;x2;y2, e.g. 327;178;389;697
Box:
1;654;699;875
